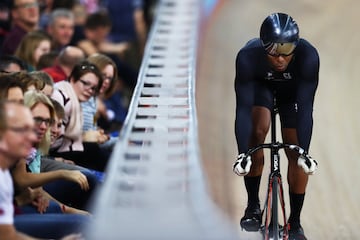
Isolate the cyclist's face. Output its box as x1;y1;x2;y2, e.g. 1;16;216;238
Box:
266;54;294;72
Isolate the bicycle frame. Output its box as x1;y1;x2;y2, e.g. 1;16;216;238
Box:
243;99;311;240
264;104;288;240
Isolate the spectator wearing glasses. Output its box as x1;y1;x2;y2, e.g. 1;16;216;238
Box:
0;101;85;240
86;53;128;135
51;60;109;171
11;90;91;215
1;0;40;55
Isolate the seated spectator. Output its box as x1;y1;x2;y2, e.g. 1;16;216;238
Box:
74;10;139;90
51;60;109;171
0;74;26;104
46;8;75;51
0;101;85;240
87;53;128;134
0;55;26;73
42;98;102;202
11;91;91;214
14;30;52;71
0;0;11;49
1;0;40;55
29;70;54;96
104;0;147;70
42;45;85;82
11;71;45;92
36;50;58;69
38;0;77;31
76;10;129;57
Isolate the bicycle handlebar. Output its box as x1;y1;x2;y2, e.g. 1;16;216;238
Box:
244;142;307;157
241;142;313;170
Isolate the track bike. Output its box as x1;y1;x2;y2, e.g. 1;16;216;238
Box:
238;98;317;240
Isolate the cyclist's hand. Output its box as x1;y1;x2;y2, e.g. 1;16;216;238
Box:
233;153;252;176
298;154;318;175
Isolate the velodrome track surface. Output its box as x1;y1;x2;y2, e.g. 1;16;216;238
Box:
197;0;360;239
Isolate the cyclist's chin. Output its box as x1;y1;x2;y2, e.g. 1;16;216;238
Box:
274;65;287;72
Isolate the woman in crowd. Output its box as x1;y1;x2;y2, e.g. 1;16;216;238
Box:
11;90;90;215
14;30;52;72
87;53;129;134
51;60;109;171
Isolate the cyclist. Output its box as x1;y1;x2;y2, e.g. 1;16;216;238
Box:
232;13;319;240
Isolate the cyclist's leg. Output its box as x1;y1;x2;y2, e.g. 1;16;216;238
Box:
240;106;270;231
279;104;308;238
278;103;309;193
240;82;272;231
248;106;271;176
248;81;272;176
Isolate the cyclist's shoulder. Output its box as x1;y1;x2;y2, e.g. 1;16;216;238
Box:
295;38;319;59
236;38;264;64
238;38;263;53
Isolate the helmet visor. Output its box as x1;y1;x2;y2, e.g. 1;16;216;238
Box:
265;42;297;56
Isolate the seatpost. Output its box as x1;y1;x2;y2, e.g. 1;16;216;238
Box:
271;96;278;143
270;94;280;174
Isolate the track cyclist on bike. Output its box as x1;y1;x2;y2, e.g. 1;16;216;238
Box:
232;13;319;240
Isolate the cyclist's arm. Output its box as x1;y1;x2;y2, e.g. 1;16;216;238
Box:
296;47;320;152
234;50;255;153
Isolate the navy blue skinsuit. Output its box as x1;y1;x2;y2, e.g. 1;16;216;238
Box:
234;38;319;154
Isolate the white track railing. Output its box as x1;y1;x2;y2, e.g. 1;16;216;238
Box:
85;1;239;239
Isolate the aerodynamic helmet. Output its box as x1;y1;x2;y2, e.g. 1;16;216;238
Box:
260;13;299;56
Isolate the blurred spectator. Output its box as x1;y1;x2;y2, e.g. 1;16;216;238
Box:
76;11;129;57
42;45;85;82
46;8;75;51
36;50;58;69
143;0;158;29
12;71;45;92
74;10;138;89
80;0;99;14
14;30;52;71
39;0;76;30
0;74;26;104
0;0;11;49
0;55;26;73
103;0;148;70
29;70;54;96
1;0;40;55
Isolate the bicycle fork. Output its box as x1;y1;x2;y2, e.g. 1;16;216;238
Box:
263;173;289;240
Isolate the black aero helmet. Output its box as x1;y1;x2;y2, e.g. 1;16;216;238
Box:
260;13;299;56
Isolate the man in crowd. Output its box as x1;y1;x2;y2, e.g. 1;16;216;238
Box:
0;101;83;240
1;0;40;55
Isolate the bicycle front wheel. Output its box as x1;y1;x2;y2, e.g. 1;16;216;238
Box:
271;176;280;240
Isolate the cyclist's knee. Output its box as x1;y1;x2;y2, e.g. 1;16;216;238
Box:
251;127;268;144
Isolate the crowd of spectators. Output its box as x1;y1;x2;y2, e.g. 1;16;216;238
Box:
0;0;157;238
